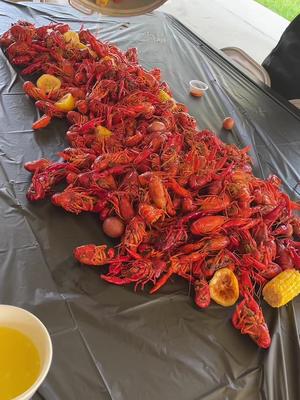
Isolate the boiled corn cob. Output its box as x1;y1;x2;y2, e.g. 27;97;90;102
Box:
262;269;300;308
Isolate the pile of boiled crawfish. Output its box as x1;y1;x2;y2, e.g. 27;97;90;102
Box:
1;21;300;349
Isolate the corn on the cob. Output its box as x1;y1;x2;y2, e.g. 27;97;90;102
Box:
262;269;300;308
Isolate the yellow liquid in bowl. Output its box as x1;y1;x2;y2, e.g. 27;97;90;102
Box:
0;327;41;400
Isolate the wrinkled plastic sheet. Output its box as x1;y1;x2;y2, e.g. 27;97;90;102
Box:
0;2;300;399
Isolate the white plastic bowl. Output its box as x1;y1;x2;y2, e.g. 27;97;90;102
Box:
0;305;53;400
189;80;209;97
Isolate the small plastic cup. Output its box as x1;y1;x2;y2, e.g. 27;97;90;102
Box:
189;80;209;97
0;305;53;400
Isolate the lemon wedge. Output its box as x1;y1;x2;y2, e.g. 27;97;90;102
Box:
55;93;75;112
37;74;61;94
96;125;113;138
63;31;80;44
209;268;239;307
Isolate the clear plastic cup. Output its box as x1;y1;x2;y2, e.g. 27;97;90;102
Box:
189;80;209;97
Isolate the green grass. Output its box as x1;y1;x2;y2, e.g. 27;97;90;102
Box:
256;0;300;21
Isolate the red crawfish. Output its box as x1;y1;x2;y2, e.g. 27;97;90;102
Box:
139;203;165;225
75;100;89;115
125;47;138;63
24;158;52;173
166;178;191;199
67;111;89;126
188;155;229;191
149;174;167;209
6;42;35;60
101;258;166;290
194;277;211;309
179;235;230;255
36;23;69;39
290;216;300;237
57;87;86;100
160;134;183;176
123;216;147;251
150;252;207;293
92;150;135;171
190;216;227;235
158;221;188;252
179;148;203;182
23;81;48;101
32;114;52;130
119;170;140;197
195;193;232;214
272;223;293;238
201;249;238;278
74;244;119;266
10;22;35;43
242;255;282;280
58;147;96;169
79;29;110;58
78;170;117;191
227;181;252;209
175;112;197;131
88;79;117;101
190;215;259;236
263;201;286;226
232;295;271;349
181;197;197;213
0;29;14;47
124;131;144;147
51;187;104;215
238;229;260;258
283;239;300;269
236;268;255;298
260;239;277;265
26;162;70;201
225;144;252;165
46;58;75;81
108;193;135;221
35;100;65;118
21;55;50;75
276;240;294;270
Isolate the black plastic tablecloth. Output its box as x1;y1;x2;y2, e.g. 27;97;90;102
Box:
0;2;300;399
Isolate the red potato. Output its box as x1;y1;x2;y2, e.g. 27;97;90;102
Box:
147;121;166;132
103;217;125;238
223;117;235;130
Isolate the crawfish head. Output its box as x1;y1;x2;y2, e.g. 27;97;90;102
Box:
194;277;210;309
123;216;147;251
159;222;188;252
102;258;165;291
24;158;52;173
139;203;164;225
10;23;35;43
0;30;14;47
150;255;193;294
232;296;271;349
58;147;96;169
51;188;98;215
74;244;111;266
23;81;48;101
7;42;33;59
35;100;65;118
26;163;67;201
